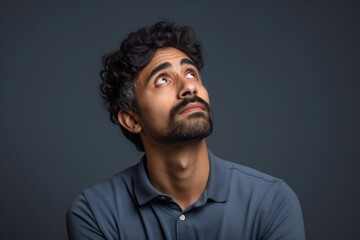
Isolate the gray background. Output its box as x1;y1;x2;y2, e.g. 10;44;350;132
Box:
1;0;359;239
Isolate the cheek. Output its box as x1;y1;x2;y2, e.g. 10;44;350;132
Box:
138;94;174;126
198;87;210;104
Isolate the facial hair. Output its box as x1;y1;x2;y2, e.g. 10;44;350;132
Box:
157;95;213;143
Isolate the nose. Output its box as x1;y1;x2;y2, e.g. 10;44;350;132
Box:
178;77;198;98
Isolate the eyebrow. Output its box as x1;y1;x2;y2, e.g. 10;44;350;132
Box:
180;58;197;68
146;58;197;84
147;62;171;83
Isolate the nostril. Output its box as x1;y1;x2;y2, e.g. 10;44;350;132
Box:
182;90;192;97
181;89;197;97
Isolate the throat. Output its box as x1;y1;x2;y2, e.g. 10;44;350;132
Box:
145;143;210;210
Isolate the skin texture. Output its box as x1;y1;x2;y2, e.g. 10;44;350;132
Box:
117;47;211;210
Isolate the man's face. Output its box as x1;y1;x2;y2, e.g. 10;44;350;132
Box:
134;47;212;146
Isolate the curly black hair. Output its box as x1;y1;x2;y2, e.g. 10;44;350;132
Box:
100;21;204;151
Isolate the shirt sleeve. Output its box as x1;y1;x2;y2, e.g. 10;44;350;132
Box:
262;182;305;240
66;193;105;240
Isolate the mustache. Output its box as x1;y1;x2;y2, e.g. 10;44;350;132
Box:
169;96;211;118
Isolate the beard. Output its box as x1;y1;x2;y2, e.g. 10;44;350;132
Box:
156;96;213;144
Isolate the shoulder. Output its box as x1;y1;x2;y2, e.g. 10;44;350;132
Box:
79;164;137;212
66;164;138;239
67;164;137;219
211;153;305;238
212;152;283;187
224;159;282;183
211;152;298;204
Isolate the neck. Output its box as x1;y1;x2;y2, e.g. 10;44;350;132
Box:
144;139;210;210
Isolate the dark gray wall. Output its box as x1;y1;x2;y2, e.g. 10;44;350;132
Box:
1;0;359;239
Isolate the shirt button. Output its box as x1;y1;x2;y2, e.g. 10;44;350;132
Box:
179;214;186;221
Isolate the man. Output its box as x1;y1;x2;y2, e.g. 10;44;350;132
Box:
67;22;305;239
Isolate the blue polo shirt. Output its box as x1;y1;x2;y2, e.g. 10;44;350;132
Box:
67;151;305;239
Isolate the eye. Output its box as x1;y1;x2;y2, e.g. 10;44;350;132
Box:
185;71;196;79
154;76;169;86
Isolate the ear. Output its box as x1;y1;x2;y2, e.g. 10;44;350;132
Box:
117;110;142;134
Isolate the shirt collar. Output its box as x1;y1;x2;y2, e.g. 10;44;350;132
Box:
133;150;230;206
205;150;230;203
133;155;165;206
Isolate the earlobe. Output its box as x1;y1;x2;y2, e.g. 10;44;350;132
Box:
117;110;142;133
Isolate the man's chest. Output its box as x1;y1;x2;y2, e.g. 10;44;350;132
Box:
97;199;263;240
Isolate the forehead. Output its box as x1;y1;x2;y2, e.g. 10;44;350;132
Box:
148;47;190;67
137;47;191;81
